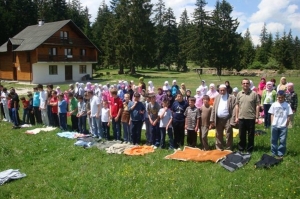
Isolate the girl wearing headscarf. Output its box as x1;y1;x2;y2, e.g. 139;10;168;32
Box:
199;80;208;95
148;81;155;93
85;82;92;91
249;80;257;92
180;83;187;97
277;77;287;91
78;83;85;97
162;81;171;93
225;81;232;94
257;77;266;96
206;83;219;106
194;88;203;109
261;81;276;129
138;77;146;93
285;82;298;128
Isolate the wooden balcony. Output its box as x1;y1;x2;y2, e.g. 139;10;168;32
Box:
43;37;93;47
37;55;97;62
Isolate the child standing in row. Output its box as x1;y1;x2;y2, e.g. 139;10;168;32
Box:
184;97;201;148
121;94;131;143
101;100;110;140
158;99;174;149
20;96;30;124
77;95;87;134
268;90;293;159
200;95;212;150
58;93;67;130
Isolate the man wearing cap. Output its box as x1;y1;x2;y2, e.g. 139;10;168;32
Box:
235;78;260;153
210;84;236;150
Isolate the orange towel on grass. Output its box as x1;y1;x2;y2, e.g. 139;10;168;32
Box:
124;145;155;156
165;146;232;163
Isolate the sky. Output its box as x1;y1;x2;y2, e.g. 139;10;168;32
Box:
80;0;300;46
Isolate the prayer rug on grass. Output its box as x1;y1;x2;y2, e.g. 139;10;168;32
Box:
25;127;56;135
124;145;155;156
219;152;251;172
165;147;232;163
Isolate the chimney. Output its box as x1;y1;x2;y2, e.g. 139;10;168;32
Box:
38;19;45;26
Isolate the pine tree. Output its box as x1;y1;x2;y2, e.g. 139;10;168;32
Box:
178;9;190;72
240;28;255;70
293;36;300;69
189;0;209;70
162;7;178;70
207;0;240;75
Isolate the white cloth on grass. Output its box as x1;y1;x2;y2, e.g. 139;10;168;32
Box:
0;169;26;185
25;127;56;134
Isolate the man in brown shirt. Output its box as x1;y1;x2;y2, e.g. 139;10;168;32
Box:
235;78;260;153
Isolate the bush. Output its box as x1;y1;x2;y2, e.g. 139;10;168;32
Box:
264;58;279;69
248;61;263;69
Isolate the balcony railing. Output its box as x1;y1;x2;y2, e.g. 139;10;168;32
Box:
43;37;93;47
38;55;97;62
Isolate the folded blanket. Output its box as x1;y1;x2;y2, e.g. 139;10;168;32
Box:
57;132;77;139
25;127;56;135
105;143;135;154
254;154;282;168
96;140;123;150
124;145;155;156
207;128;239;138
0;169;26;185
165;147;232;163
219;152;251;172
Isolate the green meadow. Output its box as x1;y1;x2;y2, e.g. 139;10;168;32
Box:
1;69;300;199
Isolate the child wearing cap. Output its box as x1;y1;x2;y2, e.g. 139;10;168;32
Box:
268;90;293;159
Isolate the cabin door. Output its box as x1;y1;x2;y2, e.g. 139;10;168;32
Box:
65;65;73;80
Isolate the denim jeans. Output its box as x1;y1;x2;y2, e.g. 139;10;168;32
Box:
102;122;110;140
112;117;121;140
150;122;160;146
271;126;288;156
91;116;102;138
131;120;143;145
22;108;29;124
78;115;87;134
263;104;272;128
160;127;174;149
144;118;151;144
59;113;67;130
122;122;130;142
47;105;54;126
41;108;49;126
33;106;42;124
11;108;19;127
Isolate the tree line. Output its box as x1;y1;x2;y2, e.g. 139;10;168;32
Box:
0;0;299;75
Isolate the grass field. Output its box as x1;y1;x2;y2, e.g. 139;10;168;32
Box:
1;69;300;199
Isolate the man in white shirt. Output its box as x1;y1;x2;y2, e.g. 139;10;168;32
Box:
37;84;49;127
88;90;102;138
210;84;236;150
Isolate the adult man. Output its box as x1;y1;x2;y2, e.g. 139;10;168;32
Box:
235;78;260;153
171;93;188;149
88;90;102;139
210;84;236;150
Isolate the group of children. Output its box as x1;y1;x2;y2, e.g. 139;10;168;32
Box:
0;76;297;157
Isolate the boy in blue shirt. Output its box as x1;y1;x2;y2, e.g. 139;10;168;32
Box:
58;93;67;130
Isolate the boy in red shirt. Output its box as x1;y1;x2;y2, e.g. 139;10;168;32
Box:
20;96;30;124
110;89;123;141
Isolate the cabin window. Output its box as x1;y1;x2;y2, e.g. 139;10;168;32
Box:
49;48;57;56
65;48;72;55
79;65;86;74
60;31;68;40
80;49;86;56
49;65;58;75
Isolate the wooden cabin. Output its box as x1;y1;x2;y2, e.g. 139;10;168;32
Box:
0;20;99;84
